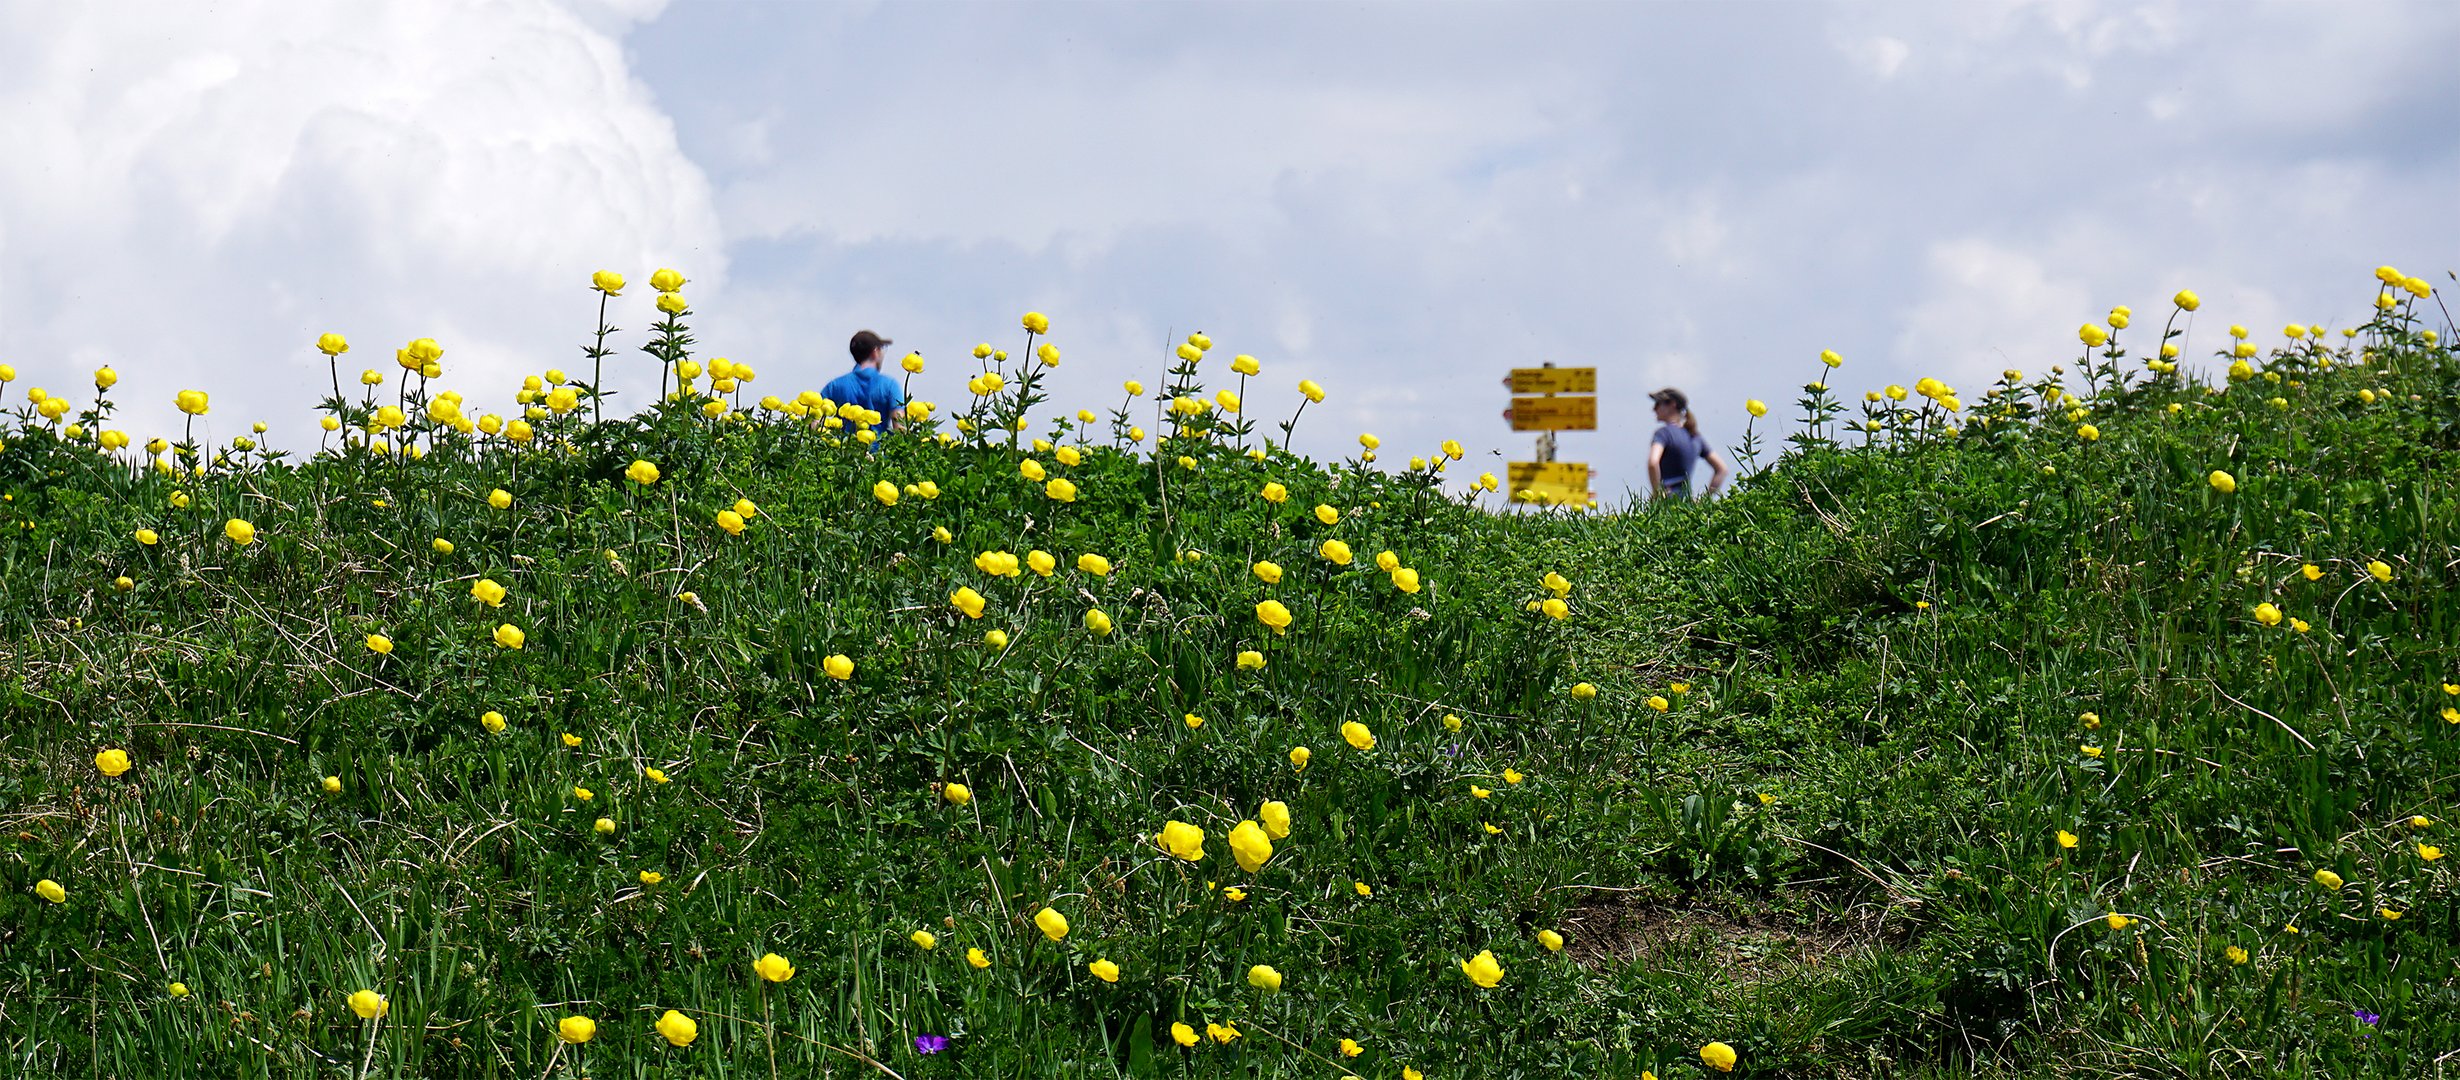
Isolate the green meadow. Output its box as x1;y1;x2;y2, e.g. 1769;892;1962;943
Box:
2;272;2456;1078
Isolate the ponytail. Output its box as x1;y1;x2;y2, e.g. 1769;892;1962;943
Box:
1683;410;1701;438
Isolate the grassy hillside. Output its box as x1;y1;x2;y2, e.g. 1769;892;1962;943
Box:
2;273;2456;1078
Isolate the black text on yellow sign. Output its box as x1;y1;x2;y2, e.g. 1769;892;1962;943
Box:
1507;461;1590;504
1505;367;1597;394
1508;395;1597;431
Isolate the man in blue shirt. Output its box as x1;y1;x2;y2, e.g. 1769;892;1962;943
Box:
823;329;906;436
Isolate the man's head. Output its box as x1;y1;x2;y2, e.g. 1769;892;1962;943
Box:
850;329;892;367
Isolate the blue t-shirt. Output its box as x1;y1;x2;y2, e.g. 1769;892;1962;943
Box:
820;364;905;434
1652;423;1709;492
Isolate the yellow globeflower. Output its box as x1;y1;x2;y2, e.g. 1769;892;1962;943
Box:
2253;603;2282;627
2173;289;2200;311
2057;830;2079;849
1247;964;1282;991
967;948;992;969
1701;1041;1738;1072
1253;560;1283;584
1171;1022;1198;1047
224;518;256;545
1571;682;1597;699
1034;906;1070;941
1156;820;1207;862
754;953;796;982
2224;945;2247;965
626;459;660;486
823;654;854;680
1458;950;1503;988
1077;553;1111;576
873;481;899;506
1319;539;1353;565
951;587;987;619
1256;600;1292;633
348;990;388;1020
655;1009;698;1047
481;711;506;733
488;488;513;510
95;748;132;777
1084;608;1114;635
1228;820;1274;872
1090;958;1121;983
2207;470;2236;494
175;389;210;415
1391;567;1421;593
1313;504;1340;526
35;878;67;903
366;634;393;655
1238;650;1265;671
1537;929;1565;951
470;578;507;607
943;782;971;805
1289;746;1311;770
492;624;526;650
1259;800;1291;840
1261;481;1289;503
2313;869;2343;890
910;929;938;950
1022;311;1049;334
1341;721;1375;751
558;1015;597;1044
2367;560;2392;583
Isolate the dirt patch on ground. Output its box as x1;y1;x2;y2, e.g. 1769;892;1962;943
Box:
1561;892;1909;983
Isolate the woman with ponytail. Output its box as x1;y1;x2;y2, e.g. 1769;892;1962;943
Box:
1645;387;1729;500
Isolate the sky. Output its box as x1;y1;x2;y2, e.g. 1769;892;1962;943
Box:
3;0;2456;505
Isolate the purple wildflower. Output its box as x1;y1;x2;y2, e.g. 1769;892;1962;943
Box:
2354;1009;2380;1027
915;1034;949;1054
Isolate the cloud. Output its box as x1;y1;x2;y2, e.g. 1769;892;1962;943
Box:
0;0;722;442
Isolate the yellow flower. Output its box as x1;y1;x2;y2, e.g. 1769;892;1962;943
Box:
2079;324;2109;347
1319;539;1353;565
35;878;66;904
1228;819;1274;872
175;389;210;416
644;767;669;784
348;990;388;1020
2080;745;2102;758
1259;481;1290;504
2105;913;2131;930
872;480;899;505
2301;564;2322;581
1084;609;1114;635
2290;618;2310;633
2225;945;2247;965
1223;886;1247;901
594;817;615;835
1458;949;1503;988
1183;713;1204;730
1235;650;1266;671
1247;964;1282;991
1313;504;1341;526
2207;470;2236;494
1341;1038;1364;1057
656;293;688;314
488;488;513;510
1156;820;1207;861
2253;603;2282;627
95;748;131;777
649;267;686;293
951;587;986;619
1249;560;1285;585
754;952;796;982
493;624;525;650
1354;881;1373;897
910;929;937;950
967;947;991;969
469;578;508;607
984;630;1009;649
1034;906;1070;941
1171;1022;1198;1047
1089;958;1121;983
944;782;971;805
1646;695;1670;712
2367;560;2392;583
1258;800;1291;840
2379;908;2403;921
366;634;394;655
1404;1069;1423;1080
2057;830;2078;849
1537;929;1565;952
2076;424;2099;442
134;527;160;546
2419;845;2442;861
824;654;854;680
561;733;582;748
639;870;663;885
2313;869;2343;890
625;459;660;486
1341;721;1375;751
558;1015;597;1044
2411;814;2434;827
1071;552;1112;577
1289;746;1311;770
1299;378;1326;403
1256;600;1293;634
655;1009;698;1046
168;982;188;997
223;518;256;545
1701;1041;1738;1072
1571;682;1597;699
1022;311;1049;334
1207;1022;1242;1044
1391;567;1421;593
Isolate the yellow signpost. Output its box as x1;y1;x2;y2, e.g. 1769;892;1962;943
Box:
1508;395;1597;432
1502;365;1597;506
1507;367;1597;394
1507;461;1590;504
